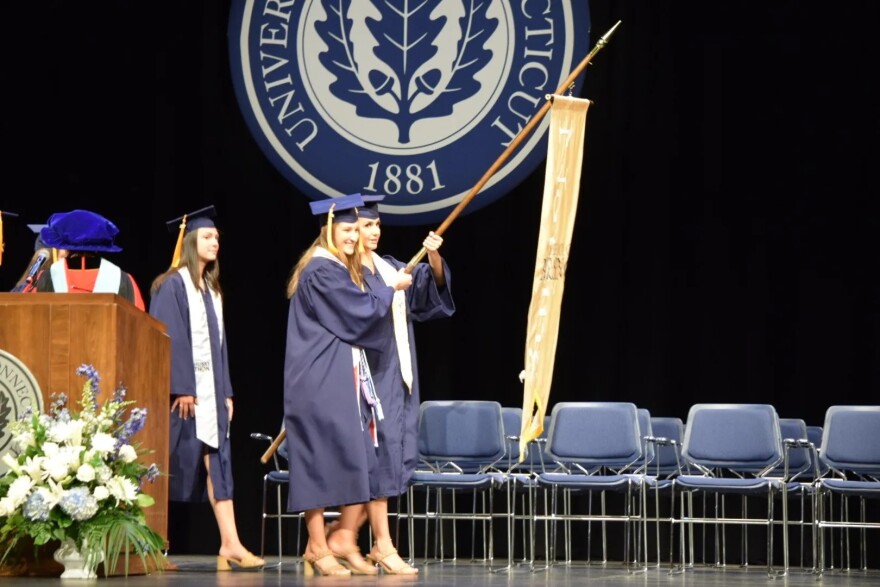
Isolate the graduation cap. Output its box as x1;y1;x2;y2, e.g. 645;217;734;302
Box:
309;194;364;254
27;224;51;253
309;194;364;223
358;195;386;220
164;205;217;268
39;209;122;253
0;210;20;266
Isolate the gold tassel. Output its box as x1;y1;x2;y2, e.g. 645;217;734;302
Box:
52;248;58;263
326;204;338;254
171;214;188;268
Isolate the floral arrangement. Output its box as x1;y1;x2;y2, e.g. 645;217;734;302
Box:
0;364;167;576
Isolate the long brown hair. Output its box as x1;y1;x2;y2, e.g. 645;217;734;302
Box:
151;229;221;295
286;224;363;299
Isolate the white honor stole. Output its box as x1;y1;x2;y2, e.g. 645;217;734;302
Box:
49;258;122;293
179;268;223;449
371;253;413;393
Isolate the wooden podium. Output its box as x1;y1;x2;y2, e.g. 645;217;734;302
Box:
0;293;170;576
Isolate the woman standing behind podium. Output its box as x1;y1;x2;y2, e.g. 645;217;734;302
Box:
149;206;264;571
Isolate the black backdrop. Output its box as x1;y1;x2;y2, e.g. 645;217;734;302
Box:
3;1;879;555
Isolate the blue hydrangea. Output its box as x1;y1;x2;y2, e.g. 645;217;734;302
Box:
23;492;51;521
59;487;99;521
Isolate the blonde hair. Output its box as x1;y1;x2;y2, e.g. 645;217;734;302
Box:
287;225;363;298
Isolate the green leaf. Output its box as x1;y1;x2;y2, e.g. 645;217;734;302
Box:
135;494;155;508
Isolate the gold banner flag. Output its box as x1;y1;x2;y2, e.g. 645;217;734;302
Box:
519;95;591;462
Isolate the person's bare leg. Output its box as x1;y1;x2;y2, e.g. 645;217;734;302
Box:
325;504;367;538
205;454;264;567
327;504;376;574
303;509;349;576
366;497;418;574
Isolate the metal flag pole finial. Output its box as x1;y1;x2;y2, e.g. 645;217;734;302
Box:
406;20;623;270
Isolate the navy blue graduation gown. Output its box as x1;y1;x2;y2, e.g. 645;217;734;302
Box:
363;256;454;497
149;272;235;502
283;255;396;512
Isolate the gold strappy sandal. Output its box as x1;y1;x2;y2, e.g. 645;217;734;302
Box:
303;550;351;577
365;546;418;575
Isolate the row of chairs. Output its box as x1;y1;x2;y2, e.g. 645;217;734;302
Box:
397;401;880;577
252;401;880;578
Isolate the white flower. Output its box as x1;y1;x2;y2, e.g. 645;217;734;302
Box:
59;445;84;470
0;497;16;516
95;465;112;483
76;463;96;483
2;453;21;474
106;476;138;504
47;420;74;443
90;432;116;454
13;430;35;451
41;441;60;458
67;419;86;447
42;453;71;482
93;485;110;501
7;476;35;508
117;444;138;463
23;456;45;482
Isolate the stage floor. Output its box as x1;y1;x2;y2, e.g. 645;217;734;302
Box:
3;556;878;586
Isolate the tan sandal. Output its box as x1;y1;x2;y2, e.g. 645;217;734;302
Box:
216;550;266;571
366;546;418;575
303;550;351;577
327;528;377;575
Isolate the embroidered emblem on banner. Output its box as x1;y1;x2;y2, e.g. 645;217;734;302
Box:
228;0;590;225
0;350;44;475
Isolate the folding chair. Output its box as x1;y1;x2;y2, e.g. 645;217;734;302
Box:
815;406;880;576
250;427;299;567
251;427;339;567
771;418;818;573
644;416;685;568
494;407;547;572
672;403;786;576
403;400;507;564
533;401;647;571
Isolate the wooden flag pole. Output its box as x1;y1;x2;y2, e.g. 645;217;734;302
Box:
260;428;286;464
406;20;622;270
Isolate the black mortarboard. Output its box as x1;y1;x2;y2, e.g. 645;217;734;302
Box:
309;194;364;224
0;210;20;266
359;195;386;220
40;209;122;253
164;205;218;268
27;224;50;252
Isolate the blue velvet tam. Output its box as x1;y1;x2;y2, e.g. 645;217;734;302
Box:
358;195;386;220
164;205;217;234
309;193;365;224
40;209;122;253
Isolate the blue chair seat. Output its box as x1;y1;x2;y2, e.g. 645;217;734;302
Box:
410;471;498;490
675;475;784;495
818;478;880;496
537;472;637;491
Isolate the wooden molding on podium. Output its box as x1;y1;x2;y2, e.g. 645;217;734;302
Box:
0;293;170;576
